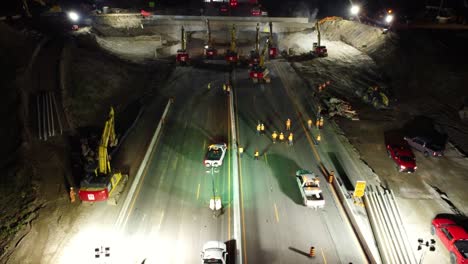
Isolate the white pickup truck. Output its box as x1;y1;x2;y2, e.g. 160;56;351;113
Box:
204;143;227;168
296;169;325;209
200;241;227;264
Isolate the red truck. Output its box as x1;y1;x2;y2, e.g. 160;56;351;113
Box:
431;217;468;264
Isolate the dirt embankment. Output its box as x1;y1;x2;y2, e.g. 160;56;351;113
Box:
319;19;468;154
0;22;41;260
0;20;173;263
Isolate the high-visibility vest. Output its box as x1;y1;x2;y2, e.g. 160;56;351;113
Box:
288;133;293;141
272;132;277;139
254;151;259;157
256;124;261;131
260;124;265;131
279;133;284;140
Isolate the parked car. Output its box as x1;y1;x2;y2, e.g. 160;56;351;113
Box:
201;241;227;264
204;143;227;168
386;143;417;173
404;136;444;157
431;217;468;264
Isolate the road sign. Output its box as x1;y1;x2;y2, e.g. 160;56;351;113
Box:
354;181;366;198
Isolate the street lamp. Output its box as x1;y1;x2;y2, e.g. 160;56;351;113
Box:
385;14;394;24
67;11;80;22
350;5;360;16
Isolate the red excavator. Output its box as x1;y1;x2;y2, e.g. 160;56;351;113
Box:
176;26;190;65
78;107;127;204
312;20;328;57
225;24;238;64
205;19;217;59
249;44;270;84
248;23;261;66
268;22;277;59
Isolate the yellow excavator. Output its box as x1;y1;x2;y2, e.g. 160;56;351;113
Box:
204;19;217;59
225;24;238;64
249;44;270;84
78;107;127;204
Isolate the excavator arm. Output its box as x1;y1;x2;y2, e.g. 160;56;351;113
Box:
181;26;186;51
255;23;260;54
98;107;118;175
230;24;237;52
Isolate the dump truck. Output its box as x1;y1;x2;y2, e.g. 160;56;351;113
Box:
296;169;325;209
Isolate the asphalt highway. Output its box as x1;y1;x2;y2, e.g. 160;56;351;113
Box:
114;57;367;263
233;61;365;263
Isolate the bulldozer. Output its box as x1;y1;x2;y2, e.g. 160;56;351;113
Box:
249;44;271;84
268;22;278;59
356;86;389;109
204;19;217;59
176;26;190;65
78;107;128;204
225;24;239;64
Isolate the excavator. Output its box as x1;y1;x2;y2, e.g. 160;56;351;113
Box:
248;23;261;66
312;20;328;57
225;24;239;64
268;22;277;59
78;107;127;203
204;19;217;59
176;26;190;65
249;44;271;84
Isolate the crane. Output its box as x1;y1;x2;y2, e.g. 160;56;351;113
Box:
78;107;126;203
176;26;190;65
249;43;270;84
268;21;277;58
225;24;238;64
312;20;328;57
205;19;217;59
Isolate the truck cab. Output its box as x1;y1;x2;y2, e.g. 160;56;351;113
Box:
296;170;325;209
201;241;228;264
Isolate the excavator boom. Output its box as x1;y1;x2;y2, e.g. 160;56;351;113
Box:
99;107;117;174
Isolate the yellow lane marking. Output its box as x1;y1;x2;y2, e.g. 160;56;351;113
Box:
274;203;279;223
196;183;200;200
158;211;165;229
277;63;368;263
239;157;248;264
321;247;327;264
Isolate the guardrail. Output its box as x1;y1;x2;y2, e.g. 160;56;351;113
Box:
93;13;309;23
37;91;63;140
366;185;417;264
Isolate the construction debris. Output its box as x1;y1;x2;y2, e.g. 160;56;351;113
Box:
323;97;359;120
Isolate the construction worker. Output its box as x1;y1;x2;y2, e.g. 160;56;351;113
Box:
256;122;261;135
69;187;76;203
288;132;293;146
319;117;324;129
307;119;313;129
279;132;285;142
260;123;265;134
208;82;211;90
286;118;291;131
239;146;244;158
223;84;227;93
254;149;259;160
272;131;278;143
